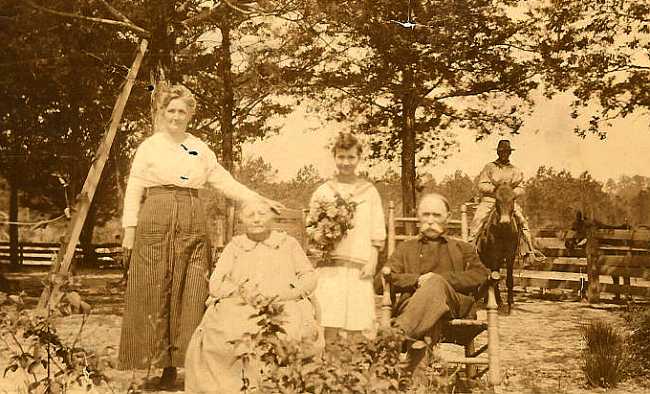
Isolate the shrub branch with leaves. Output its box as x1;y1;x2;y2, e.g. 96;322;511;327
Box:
0;274;113;393
229;290;472;393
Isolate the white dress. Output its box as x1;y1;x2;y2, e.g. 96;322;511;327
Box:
310;180;386;332
184;231;321;393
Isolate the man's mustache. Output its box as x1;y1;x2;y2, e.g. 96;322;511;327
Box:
420;222;445;233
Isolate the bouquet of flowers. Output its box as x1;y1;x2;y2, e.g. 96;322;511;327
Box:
305;193;357;263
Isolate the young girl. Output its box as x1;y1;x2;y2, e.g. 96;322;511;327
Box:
310;132;386;343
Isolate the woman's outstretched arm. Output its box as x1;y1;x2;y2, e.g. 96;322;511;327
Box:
206;150;284;212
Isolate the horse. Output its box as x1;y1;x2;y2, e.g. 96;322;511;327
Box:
564;210;631;301
476;184;520;314
564;210;630;250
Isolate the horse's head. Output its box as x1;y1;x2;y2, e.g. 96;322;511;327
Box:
494;183;516;224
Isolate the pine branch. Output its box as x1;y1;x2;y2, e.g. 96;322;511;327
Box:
96;0;135;25
234;94;271;126
23;0;149;37
180;6;221;28
328;85;393;115
222;0;254;15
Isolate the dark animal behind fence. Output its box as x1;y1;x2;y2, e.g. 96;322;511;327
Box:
565;210;631;250
564;210;634;301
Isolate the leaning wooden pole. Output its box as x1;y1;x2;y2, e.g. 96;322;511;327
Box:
38;39;149;309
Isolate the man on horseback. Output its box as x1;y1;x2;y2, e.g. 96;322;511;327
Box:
468;140;542;261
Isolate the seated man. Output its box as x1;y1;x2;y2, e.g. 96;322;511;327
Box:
388;193;490;371
468;140;541;260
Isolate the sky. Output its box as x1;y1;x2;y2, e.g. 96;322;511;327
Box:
243;92;650;182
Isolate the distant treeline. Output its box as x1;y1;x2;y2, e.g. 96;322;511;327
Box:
1;159;649;243
233;158;650;230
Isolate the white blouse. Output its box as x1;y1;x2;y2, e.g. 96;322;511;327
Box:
122;132;258;228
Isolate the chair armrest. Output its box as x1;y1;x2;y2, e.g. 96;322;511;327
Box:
487;271;500;284
379;266;393;328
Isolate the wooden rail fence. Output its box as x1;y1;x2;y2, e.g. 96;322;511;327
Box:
0;242;122;267
513;228;650;302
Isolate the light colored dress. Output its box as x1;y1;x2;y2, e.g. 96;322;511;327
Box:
184;231;320;394
310;180;386;332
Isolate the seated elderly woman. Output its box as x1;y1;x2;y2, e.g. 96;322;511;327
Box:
185;200;321;393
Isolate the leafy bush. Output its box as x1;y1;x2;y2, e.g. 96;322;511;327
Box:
581;319;627;388
623;305;650;378
231;294;471;393
0;274;113;393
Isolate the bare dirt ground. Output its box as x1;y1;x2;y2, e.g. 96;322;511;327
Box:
475;295;648;394
1;272;649;393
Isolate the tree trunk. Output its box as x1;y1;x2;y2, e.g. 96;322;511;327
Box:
636;190;648;224
219;23;236;241
147;0;176;82
8;170;19;267
400;68;417;219
113;150;125;213
401;113;416;218
219;24;235;173
79;199;97;267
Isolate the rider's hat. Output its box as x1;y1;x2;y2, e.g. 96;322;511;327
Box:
496;139;514;151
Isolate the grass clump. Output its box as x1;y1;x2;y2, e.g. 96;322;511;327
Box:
581;319;627;388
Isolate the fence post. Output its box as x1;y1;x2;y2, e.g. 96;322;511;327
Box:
18;242;23;265
461;204;468;242
387;201;396;257
624;231;633;301
586;230;600;303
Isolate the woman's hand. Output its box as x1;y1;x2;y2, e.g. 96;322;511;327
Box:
122;227;136;249
121;227;136;278
359;261;376;279
360;246;380;279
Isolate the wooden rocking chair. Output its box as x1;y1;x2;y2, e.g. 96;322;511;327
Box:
379;201;501;386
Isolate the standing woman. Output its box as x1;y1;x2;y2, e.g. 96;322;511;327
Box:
310;132;386;344
118;84;282;389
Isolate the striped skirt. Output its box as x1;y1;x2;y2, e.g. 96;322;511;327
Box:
118;186;211;370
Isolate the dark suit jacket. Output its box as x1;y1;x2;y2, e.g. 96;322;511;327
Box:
388;234;489;313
